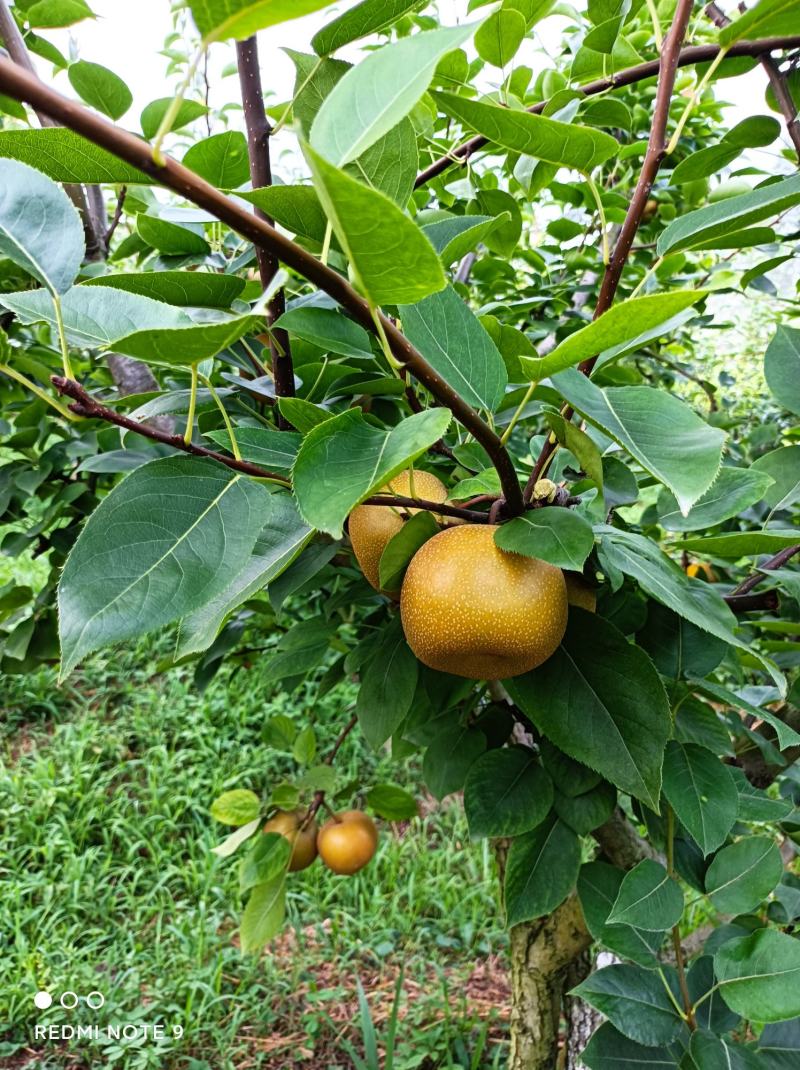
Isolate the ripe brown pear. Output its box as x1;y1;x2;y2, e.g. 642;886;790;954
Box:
564;571;597;613
262;808;318;872
317;810;378;875
400;524;568;680
348;469;448;591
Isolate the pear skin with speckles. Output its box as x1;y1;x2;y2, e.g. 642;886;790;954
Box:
400;524;568;680
348;469;448;591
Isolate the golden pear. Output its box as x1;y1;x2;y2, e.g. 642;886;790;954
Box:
317;810;378;875
262;808;318;872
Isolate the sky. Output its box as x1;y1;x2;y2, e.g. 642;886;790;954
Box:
39;0;794;182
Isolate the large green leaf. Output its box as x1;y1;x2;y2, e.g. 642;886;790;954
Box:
137;215;210;256
719;0;798;45
705;837;783;914
657;173;800;256
240;878;286;953
715;929;800;1022
310;23;475;165
292;408;451;536
524;292;704;379
581;1022;683;1069
764;325;800;416
422;214;506;266
345;118;418;205
656;467;774;532
433;91;618;171
240;185;327;244
464;746;554;839
273;307;373;360
694;680;800;752
356;617;418;748
182;131;250;188
177;494;313;657
423;723;487;799
68;60;132;120
399;286;507;411
312;0;424;55
677;530;799;557
206;428;301;473
662;742;738;856
140;98;209;140
758;1020;800;1067
378;510;439;592
577;862;664;968
475;8;526;67
494;509;595;571
188;0;338;43
84;271;246;309
58;457;272;677
752;445;800;510
553;780;616;835
504;817;581;925
0;159;83;295
0;129;153;184
573;964;684;1046
506;609;671;810
686;1031;761;1070
608;860;684;932
304;143;446;307
553;369;725;516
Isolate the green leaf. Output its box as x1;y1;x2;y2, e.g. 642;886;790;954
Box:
140;97;209;140
494;509;594;571
475;8;526;67
504;817;581;925
211;817;260;858
240;878;286;953
0;128;152;184
687;957;741;1036
715;929;800;1022
399;286;507;411
58;457;272;676
345;118;418;205
752;446;800;510
554;369;725;516
693;680;800;752
637;603;729;681
656;467;774;532
287;49;350;136
357;617;418;748
524;292;705;379
544;410;604;492
210;788;261;825
764;325;800;415
292;725;317;764
540;739;602;797
506;609;671;810
661;742;738;856
553;779;616;835
758;1020;800;1066
239;833;291;892
422;214;506;266
310;23;475;165
608;859;684;932
68;60;132;120
577;862;664;968
182;131;251;188
0;159;83;295
581;1022;682;1069
705;837;783;914
273;307;373;360
312;0;424;55
719;0;798;45
573;964;684;1046
687;1031;762;1070
206;428;301;472
292;408;451;537
137;214;210;256
378;510;439;592
118;316;260;366
26;0;94;28
657;173;800;256
188;0;336;43
423;723;487;799
433;90;618;171
464;746;554;839
84;271;246;309
176;494;313;658
261;619;335;682
239;185;327;244
365;783;418;821
678;530;799;557
304;143;446;306
278;397;333;434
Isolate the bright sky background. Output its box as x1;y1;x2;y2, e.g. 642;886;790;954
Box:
40;0;794;181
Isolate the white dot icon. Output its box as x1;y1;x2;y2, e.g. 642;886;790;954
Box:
34;991;53;1010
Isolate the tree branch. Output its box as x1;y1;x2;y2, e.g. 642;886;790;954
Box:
523;0;695;503
0;55;524;516
730;543;800;597
415;35;800;188
235;34;295;418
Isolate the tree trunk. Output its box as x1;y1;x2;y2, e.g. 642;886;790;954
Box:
507;895;591;1070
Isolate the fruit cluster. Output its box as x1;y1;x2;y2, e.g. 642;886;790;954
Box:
263;807;378;875
349;470;594;680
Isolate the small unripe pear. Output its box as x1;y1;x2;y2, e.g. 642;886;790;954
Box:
400;525;567;679
262;808;318;872
317;810;378;875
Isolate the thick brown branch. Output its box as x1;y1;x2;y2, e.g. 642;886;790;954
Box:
235;35;295;414
415;35;800;188
0;57;523;515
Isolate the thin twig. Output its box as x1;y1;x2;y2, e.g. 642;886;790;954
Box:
305;713;359;824
104;185;127;245
730;544;800;597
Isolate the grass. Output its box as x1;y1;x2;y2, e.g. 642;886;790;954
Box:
0;636;509;1069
